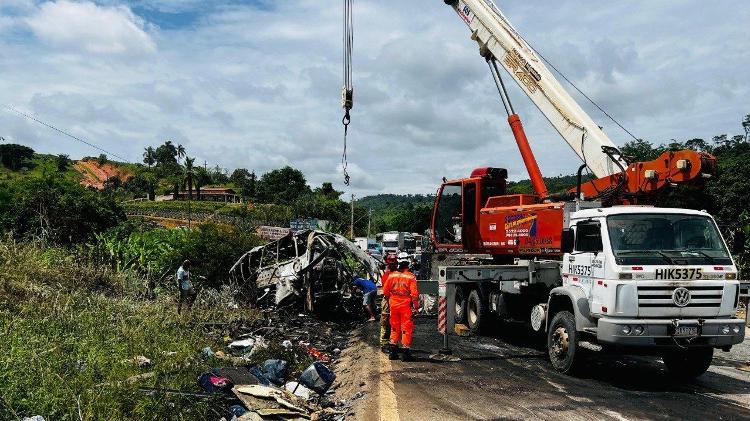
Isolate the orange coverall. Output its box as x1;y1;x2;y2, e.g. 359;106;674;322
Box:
384;270;419;348
379;269;393;346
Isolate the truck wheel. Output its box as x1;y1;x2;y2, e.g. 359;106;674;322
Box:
454;286;467;324
662;348;713;379
547;311;581;374
467;289;485;333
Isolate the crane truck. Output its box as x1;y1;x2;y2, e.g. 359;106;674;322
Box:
431;0;745;377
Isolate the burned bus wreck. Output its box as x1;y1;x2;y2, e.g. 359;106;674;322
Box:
229;230;381;312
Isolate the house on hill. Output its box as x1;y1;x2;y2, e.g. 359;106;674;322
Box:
176;187;241;203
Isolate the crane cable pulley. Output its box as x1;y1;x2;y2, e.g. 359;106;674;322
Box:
341;0;354;185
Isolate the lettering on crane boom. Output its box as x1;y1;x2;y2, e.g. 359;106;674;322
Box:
654;268;703;280
458;2;473;24
504;49;541;93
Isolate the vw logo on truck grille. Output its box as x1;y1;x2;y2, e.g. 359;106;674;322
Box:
672;287;691;307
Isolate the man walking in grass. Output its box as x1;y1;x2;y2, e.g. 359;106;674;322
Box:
177;260;195;314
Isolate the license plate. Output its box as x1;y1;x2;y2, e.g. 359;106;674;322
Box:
674;326;699;337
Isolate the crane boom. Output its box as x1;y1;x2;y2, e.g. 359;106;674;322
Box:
445;0;628;178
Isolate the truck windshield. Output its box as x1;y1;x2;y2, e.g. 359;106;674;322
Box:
383;241;399;248
607;214;732;265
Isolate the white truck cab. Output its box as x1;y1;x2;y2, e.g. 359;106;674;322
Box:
547;206;745;376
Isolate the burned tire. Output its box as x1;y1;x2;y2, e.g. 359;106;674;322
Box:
467;289;485;333
547;311;581;374
454;286;468;324
663;348;713;379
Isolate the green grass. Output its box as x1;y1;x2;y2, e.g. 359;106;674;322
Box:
0;240;257;420
123;201;233;214
0;154;80;183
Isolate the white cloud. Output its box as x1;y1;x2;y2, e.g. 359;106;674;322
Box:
26;0;155;55
0;0;748;198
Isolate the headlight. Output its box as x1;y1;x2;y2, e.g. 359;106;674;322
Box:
726;272;737;280
733;325;741;334
621;325;632;335
619;273;633;280
721;326;731;335
634;325;644;335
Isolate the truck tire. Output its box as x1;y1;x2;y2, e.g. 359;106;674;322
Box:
547;311;581;374
454;286;467;324
467;289;485;333
662;348;713;379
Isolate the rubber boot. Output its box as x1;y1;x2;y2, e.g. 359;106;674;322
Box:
400;348;414;362
388;344;400;360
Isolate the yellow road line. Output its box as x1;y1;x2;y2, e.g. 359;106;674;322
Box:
378;352;400;421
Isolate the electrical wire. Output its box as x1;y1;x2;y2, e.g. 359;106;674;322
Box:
4;105;130;162
528;47;640;142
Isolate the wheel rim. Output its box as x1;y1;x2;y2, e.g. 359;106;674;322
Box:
455;291;464;318
551;326;569;358
469;300;478;326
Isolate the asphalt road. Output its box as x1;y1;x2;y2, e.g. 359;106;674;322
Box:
356;316;750;421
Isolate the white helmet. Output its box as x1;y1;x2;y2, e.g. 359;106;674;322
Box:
397;252;410;263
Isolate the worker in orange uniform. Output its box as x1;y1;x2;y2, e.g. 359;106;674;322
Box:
384;252;419;361
380;253;398;353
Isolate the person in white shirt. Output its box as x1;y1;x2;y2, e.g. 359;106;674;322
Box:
177;260;195;314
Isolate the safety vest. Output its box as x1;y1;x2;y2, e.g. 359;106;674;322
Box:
386;271;418;308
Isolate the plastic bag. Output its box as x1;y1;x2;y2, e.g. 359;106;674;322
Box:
260;359;288;386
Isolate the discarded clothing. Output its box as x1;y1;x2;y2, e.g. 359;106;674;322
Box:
198;369;230;393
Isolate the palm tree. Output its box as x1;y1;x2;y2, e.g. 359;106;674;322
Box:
142;147;156;168
184;157;196;201
177;144;186;163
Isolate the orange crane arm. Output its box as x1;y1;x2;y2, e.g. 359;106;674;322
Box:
573;149;716;204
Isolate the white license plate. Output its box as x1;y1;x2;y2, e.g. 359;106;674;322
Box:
674;326;699;337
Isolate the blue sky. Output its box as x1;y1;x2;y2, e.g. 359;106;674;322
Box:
0;1;748;196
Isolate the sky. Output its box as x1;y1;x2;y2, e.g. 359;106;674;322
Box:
0;0;748;196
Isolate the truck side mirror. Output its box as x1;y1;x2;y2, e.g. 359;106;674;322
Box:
561;228;574;253
732;231;746;255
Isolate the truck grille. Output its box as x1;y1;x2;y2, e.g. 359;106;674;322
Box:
637;285;723;308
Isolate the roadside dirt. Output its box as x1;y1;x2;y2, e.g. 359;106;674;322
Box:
340;315;750;420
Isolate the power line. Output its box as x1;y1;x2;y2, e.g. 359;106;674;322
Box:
529;47;641;142
4;105;130;162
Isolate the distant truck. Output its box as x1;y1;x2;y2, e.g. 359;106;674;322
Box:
377;231;416;255
354;237;369;251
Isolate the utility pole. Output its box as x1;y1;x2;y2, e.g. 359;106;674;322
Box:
350;194;355;239
367;208;372;238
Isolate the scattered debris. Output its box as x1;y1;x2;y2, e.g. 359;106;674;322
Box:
21;416;45;421
197;307;360;419
285;381;312;400
198;369;230;393
298;362;336;395
230;338;257;349
128;355;151;367
428;353;462;362
260;359;288;386
454;324;471;337
229;230;381;312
